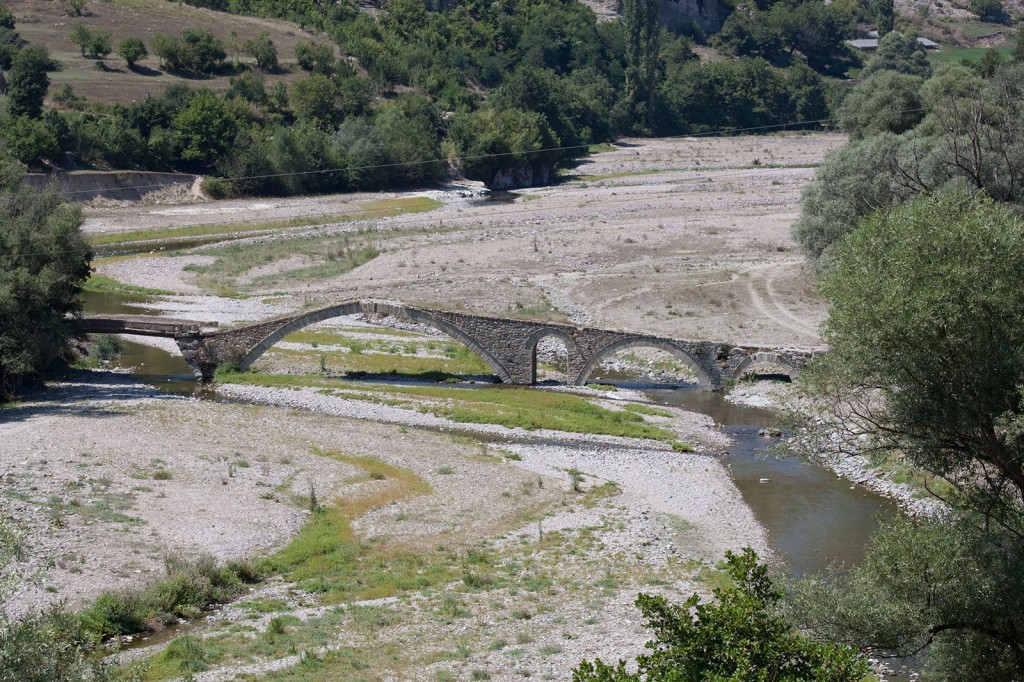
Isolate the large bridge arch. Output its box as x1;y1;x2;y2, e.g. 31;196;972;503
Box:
236;301;515;383
572;337;714;388
730;352;799;382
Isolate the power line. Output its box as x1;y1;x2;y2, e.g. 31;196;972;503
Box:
13;114;849;202
9;162;822;259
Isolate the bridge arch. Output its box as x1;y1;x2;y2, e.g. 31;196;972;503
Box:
572;337;714;388
730;352;799;382
523;327;579;383
236;301;515;383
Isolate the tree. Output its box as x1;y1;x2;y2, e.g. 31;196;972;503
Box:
117;37;147;68
0;4;14;31
289;74;339;128
151;29;225;74
294;40;334;74
0;158;91;399
69;24;91;57
861;31;932;78
872;0;895;36
836;71;925;138
241;32;277;72
171;90;240;166
573;549;868;681
622;0;660;132
6;45;52;119
0;115;58;164
790;191;1024;678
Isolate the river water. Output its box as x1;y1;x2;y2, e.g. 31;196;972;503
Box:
82;289;897;575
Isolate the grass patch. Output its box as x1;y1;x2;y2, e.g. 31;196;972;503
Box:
587;143;617;153
83;274;173;296
216;371;676;441
623;403;674;418
929;42;1016;65
258;450;461;603
86;197;442;248
671;441;695;453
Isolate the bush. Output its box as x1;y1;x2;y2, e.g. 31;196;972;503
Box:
152;29;225;74
78;554;262;641
294;40;334;74
117;36;147;68
574;549;868;681
241;32;278;71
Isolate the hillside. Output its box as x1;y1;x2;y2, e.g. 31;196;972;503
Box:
5;0;330;103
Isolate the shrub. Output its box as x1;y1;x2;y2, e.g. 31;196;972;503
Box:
295;40;334;73
117;36;147;68
152;29;225;74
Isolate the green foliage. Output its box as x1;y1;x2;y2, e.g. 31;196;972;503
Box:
0;159;90;398
861;31;932;78
573;549;868;681
172;89;243;167
836;71;925;138
970;0;1009;23
815;192;1024;521
69;25;111;59
294;40;334;74
0;4;14;31
792;516;1024;680
794;193;1024;676
151;28;226;74
449;108;561;187
622;0;661;131
117;37;147;68
794;61;1024;268
241;31;278;71
78;554;261;640
6;45;52;119
0;115;59;164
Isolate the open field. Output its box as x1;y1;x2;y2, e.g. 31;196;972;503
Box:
4;0;332;105
4;133;840;680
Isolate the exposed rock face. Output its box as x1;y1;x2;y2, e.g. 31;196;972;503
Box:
659;0;722;35
575;0;723;33
489;161;554;190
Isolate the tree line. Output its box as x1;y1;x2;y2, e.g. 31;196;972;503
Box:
0;0;856;194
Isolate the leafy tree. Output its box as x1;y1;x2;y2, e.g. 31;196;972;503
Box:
0;115;59;164
871;0;895;36
795;61;1024;267
1014;36;1024;63
172;90;241;166
861;31;932;78
227;69;266;104
117;37;147;68
294;40;334;74
241;31;277;71
449;108;561;187
0;158;91;398
289;74;339;128
6;45;52;119
151;29;225;74
836;71;925;138
791;191;1024;678
573;549;868;681
69;25;92;57
622;0;661;131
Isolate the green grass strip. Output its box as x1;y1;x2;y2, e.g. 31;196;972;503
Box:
87;197;442;247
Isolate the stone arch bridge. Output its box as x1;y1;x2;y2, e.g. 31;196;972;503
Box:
76;300;818;389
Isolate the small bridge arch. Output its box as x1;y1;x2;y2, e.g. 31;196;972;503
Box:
235;301;515;383
572;337;714;388
730;352;800;382
523;327;580;384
